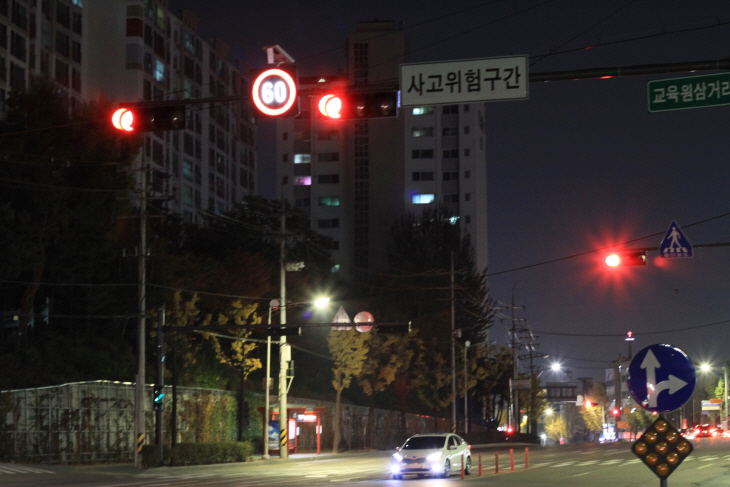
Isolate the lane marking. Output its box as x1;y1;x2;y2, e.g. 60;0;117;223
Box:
700;456;718;461
550;462;575;467
573;471;591;477
626;459;642;464
697;464;714;469
600;459;622;465
575;460;598;466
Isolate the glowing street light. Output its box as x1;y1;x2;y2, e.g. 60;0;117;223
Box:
314;297;330;308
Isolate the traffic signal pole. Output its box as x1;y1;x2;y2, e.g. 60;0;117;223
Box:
134;152;147;469
156;307;164;465
279;195;288;459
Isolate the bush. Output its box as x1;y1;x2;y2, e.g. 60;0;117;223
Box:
140;445;162;468
169;441;253;466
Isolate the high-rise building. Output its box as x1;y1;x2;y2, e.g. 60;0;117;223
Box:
276;21;488;280
0;0;257;222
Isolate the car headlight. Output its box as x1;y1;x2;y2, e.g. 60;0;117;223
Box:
427;451;443;462
393;452;403;462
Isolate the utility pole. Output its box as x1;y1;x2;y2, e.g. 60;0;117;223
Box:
450;253;456;433
134;149;147;469
156;306;164;465
497;288;525;433
278;194;289;459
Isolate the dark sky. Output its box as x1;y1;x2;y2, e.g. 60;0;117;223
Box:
169;0;730;382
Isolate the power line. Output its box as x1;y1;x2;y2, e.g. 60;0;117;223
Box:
532;318;730;338
487;210;730;277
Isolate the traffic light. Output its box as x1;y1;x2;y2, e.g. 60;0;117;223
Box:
316;91;400;119
612;408;621;417
605;250;648;267
152;385;165;410
112;104;186;132
632;417;692;480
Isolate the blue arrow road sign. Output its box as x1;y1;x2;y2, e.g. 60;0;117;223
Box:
628;344;696;413
659;220;692;258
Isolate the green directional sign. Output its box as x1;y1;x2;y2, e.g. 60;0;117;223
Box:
648;72;730;113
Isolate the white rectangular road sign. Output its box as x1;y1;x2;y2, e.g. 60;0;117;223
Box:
400;56;529;106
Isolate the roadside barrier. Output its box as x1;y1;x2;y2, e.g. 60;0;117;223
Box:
495;451;499;474
461;453;465;479
510;448;514;471
478;453;482;476
525;447;529;468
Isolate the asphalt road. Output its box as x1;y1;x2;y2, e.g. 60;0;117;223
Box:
1;438;729;487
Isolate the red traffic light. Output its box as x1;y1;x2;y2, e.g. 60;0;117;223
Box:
315;91;399;119
318;94;343;118
111;104;186;132
612;409;620;416
606;251;648;267
112;108;134;132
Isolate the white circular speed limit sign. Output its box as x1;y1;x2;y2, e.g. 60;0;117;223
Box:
251;68;297;116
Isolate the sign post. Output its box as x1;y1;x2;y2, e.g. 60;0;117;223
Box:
400;56;528;107
648;72;730;113
659;221;693;259
628;344;697;485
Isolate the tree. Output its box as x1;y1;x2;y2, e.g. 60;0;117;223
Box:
357;333;404;449
545;415;568;441
580;402;605;437
387;205;495;344
328;328;369;452
206;300;263;442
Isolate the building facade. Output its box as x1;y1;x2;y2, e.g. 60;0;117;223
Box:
276;21;488;279
0;0;257;222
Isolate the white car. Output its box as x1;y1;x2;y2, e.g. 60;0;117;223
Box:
391;433;471;479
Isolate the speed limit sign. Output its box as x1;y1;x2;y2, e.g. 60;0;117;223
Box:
251;67;299;117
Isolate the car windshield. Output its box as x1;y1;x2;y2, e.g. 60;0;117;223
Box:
402;436;446;450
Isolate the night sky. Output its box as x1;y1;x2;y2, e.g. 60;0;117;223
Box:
169;0;730;382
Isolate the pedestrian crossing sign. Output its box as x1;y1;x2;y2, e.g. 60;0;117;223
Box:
659;221;692;258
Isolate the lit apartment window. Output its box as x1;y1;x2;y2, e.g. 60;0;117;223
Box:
294;154;311;164
318;197;340;206
412;106;433;115
412;127;434;137
412;194;435;204
294;176;311;186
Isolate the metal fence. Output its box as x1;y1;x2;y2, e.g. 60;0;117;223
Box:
0;381;237;463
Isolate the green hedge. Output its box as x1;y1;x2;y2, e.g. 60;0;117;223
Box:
141;441;254;468
169;441;253;467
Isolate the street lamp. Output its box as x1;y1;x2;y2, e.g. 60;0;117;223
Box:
698;362;728;430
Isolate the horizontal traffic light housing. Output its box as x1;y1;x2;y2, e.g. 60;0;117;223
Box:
112;104;187;132
266;327;301;338
316;91;400;119
606;250;648;267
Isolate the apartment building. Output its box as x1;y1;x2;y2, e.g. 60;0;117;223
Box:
0;0;257;222
276;21;488;279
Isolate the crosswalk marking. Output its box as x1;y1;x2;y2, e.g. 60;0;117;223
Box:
600;459;622;465
0;464;55;475
700;456;718;461
550;461;575;467
575;460;598;466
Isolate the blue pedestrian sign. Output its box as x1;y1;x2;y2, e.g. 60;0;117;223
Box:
628;344;696;413
659;220;692;258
